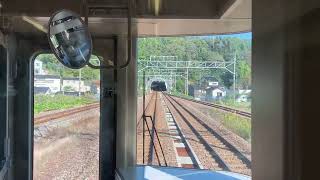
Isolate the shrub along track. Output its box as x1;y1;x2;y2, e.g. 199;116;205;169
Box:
163;93;251;176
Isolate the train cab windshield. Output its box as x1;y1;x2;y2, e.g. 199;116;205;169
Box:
3;0;313;180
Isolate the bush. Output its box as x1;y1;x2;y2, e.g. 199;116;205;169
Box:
216;96;251;112
63;85;75;92
221;113;251;141
34;94;97;114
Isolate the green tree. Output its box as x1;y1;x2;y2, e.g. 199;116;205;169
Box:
36;54;100;81
63;85;74;92
220;72;234;89
237;61;251;89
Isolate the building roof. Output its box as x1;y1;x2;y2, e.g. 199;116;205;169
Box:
35;75;59;79
34;86;50;94
205;86;225;91
35;74;80;81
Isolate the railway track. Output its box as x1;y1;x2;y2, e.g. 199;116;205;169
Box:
166;93;251;118
34;103;100;125
148;92;160;165
161;94;203;169
163;93;251;175
137;92;168;166
136;92;155;127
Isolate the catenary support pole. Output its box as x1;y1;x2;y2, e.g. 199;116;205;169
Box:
142;71;146;164
233;54;236;103
78;69;81;96
186;68;189;95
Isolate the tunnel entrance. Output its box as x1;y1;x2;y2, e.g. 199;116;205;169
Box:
151;81;167;91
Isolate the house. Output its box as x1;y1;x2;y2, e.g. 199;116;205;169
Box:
90;80;101;94
236;89;251;102
63;77;90;92
34;86;51;94
205;86;226;100
238;89;252;94
34;75;61;93
34;75;91;94
194;87;206;101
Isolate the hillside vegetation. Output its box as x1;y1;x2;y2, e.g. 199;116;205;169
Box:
138;36;251;93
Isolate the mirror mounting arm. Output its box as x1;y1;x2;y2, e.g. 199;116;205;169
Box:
86;0;133;70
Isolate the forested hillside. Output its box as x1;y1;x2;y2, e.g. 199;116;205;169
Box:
36;35;251;91
36;54;100;81
138;36;251;91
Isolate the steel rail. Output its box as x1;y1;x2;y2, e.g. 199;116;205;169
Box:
165;93;251;169
136;92;155;127
146;92;168;166
167;93;251;118
161;95;203;169
163;93;231;171
34;103;99;125
145;115;168;166
144;115;161;166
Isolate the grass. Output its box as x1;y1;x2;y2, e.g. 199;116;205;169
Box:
221;113;251;141
34;94;98;115
202;107;251;142
172;91;251;141
216;99;251;112
170;91;251;112
171;91;194;99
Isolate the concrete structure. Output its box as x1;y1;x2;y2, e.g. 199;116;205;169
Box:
34;86;51;94
63;78;89;92
238;89;251;95
194;89;206;101
34;75;90;94
34;75;60;93
1;0;251;36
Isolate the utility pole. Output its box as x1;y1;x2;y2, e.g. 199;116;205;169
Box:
185;68;189;95
170;74;173;92
59;64;64;95
142;71;145;164
233;54;237;104
174;76;176;93
78;69;82;97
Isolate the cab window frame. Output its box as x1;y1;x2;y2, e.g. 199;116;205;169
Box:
0;44;8;179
